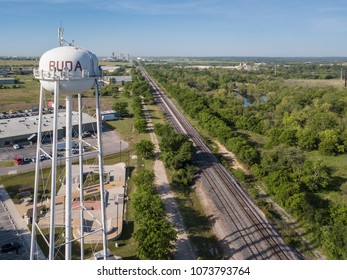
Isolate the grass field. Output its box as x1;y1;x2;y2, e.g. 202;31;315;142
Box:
284;78;345;88
238;129;268;148
0;75;41;112
99;61;133;67
0;59;38;67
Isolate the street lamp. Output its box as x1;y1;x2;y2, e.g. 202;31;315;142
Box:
114;201;119;237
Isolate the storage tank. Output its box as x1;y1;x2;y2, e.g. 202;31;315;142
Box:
34;45;100;95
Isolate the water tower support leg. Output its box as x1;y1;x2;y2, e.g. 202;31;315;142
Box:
95;80;108;259
78;93;85;260
65;94;73;260
49;80;60;260
30;85;44;260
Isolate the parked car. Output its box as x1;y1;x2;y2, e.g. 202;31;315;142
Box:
82;131;91;138
23;157;31;164
13;144;21;150
39;154;46;161
14;157;23;165
1;242;20;253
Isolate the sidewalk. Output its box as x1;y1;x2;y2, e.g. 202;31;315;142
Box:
0;185;46;260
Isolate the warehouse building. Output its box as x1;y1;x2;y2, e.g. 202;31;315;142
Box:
0;112;96;147
103;76;132;84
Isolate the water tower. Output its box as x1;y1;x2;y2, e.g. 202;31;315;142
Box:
30;28;108;260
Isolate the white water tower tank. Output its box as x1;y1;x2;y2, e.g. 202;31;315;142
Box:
36;45;100;95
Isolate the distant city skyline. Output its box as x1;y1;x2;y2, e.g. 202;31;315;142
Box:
1;0;347;57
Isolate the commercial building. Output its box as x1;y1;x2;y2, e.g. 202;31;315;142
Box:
0;112;97;147
100;66;120;73
103;76;132;84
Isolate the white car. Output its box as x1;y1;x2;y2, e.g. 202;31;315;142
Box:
13;144;21;150
39;155;46;161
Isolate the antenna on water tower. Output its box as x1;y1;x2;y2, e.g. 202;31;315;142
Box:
58;24;64;46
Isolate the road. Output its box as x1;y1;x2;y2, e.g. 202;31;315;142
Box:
138;64;303;260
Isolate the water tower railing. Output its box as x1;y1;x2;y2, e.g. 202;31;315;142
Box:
33;69;95;80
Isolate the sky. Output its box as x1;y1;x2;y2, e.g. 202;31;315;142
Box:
1;0;347;57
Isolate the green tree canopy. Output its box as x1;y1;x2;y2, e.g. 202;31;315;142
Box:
135;140;155;159
323;205;347;259
134;219;177;260
134;118;148;133
131;169;156;193
318;129;343;156
132;192;165;224
112;102;129;117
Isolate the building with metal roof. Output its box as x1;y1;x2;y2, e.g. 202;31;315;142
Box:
103;76;132;84
0;112;97;147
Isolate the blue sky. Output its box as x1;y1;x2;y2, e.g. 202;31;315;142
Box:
1;0;347;57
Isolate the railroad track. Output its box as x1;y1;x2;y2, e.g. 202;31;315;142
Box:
138;64;302;260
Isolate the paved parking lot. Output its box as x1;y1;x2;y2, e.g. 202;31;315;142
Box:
0;130;129;176
0;193;30;260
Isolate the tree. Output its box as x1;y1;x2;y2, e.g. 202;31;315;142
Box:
286;192;309;219
299;160;331;192
238;145;259;166
323;205;347;259
101;84;119;96
264;169;293;197
318;129;340;156
135;140;155;159
130;165;176;260
132;192;165;223
112;102;129;117
154;123;174;137
134;118;148;133
172;165;197;194
297;127;318;150
164;141;195;169
134;219;177;260
131;169;156;193
278;128;298;146
159;133;187;153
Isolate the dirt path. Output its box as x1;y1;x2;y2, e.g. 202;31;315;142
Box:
142;104;197;259
214;140;248;173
